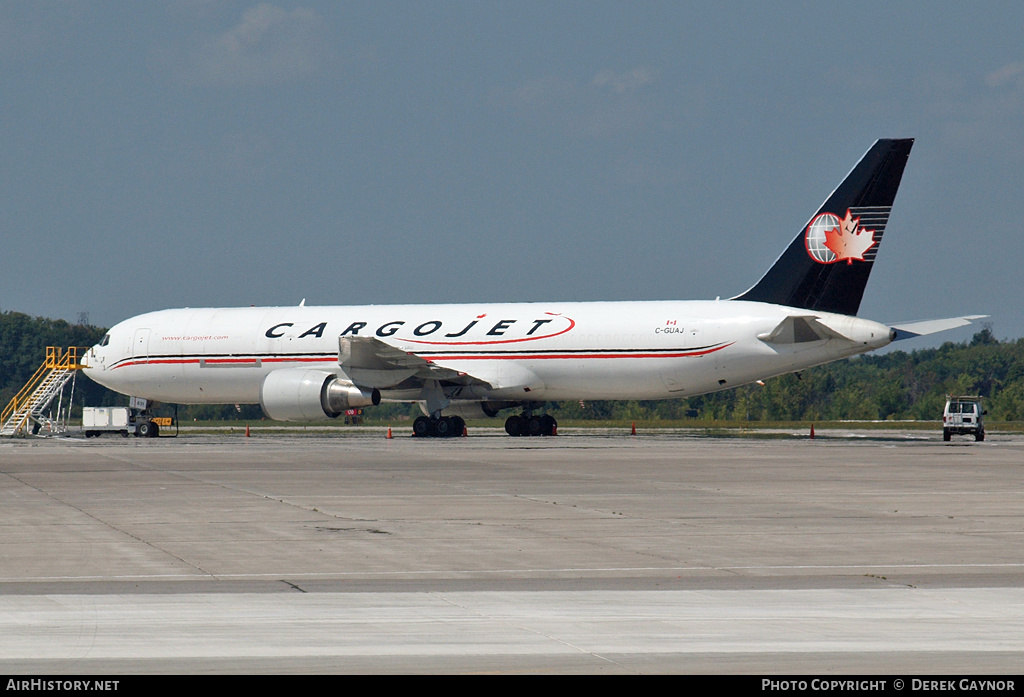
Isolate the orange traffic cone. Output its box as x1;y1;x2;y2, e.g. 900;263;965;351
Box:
463;425;468;437
245;424;250;437
810;424;815;439
631;422;637;436
387;427;392;439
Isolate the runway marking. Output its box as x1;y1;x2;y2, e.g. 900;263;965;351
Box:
5;561;1024;583
429;591;637;673
1;588;1023;663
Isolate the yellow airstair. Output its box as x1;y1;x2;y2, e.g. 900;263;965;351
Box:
1;347;86;437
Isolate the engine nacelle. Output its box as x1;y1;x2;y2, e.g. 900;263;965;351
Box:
260;368;380;421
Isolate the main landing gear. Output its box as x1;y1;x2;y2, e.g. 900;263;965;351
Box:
412;415;466;438
411;413;558;438
505;413;557;437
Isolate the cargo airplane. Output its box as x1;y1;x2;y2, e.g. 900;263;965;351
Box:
81;139;982;437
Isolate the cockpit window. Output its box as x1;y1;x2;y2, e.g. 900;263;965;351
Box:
99;334;110;347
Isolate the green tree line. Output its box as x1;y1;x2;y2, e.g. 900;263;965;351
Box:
3;310;1021;423
0;311;119;413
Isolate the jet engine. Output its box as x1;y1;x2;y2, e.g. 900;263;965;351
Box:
260;368;380;421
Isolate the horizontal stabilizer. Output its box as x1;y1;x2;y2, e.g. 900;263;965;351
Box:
889;315;988;341
758;315;849;344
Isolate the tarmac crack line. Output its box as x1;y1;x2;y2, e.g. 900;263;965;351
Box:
0;470;215;578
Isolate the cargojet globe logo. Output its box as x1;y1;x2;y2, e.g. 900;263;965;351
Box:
805;209;877;265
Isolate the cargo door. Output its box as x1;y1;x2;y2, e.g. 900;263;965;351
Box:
948;401;963;428
659;325;703;393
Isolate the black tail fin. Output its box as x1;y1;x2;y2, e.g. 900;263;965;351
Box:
734;138;914;316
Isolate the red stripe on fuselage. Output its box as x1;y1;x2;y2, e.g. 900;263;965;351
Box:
110;356;332;370
422;344;732;361
108;343;731;370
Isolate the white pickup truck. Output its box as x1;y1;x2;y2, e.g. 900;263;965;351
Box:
943;396;985;442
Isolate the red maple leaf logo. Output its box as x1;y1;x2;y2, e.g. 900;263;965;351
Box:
823;210;875;264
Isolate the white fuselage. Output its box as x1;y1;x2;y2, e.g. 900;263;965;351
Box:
81;300;893;409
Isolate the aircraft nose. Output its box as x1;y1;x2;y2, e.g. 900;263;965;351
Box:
79;346;102;370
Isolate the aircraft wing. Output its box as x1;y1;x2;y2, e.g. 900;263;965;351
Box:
338;336;492;388
888;315;988;341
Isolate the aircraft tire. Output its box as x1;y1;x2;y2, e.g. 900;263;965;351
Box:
449;415;466;437
435;417;453;438
541;414;556;436
505;414;524;437
413;416;434;438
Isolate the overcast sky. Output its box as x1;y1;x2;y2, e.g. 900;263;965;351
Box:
2;2;1021;347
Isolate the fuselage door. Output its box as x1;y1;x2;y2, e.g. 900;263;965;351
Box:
132;328;152;362
658;322;704;393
